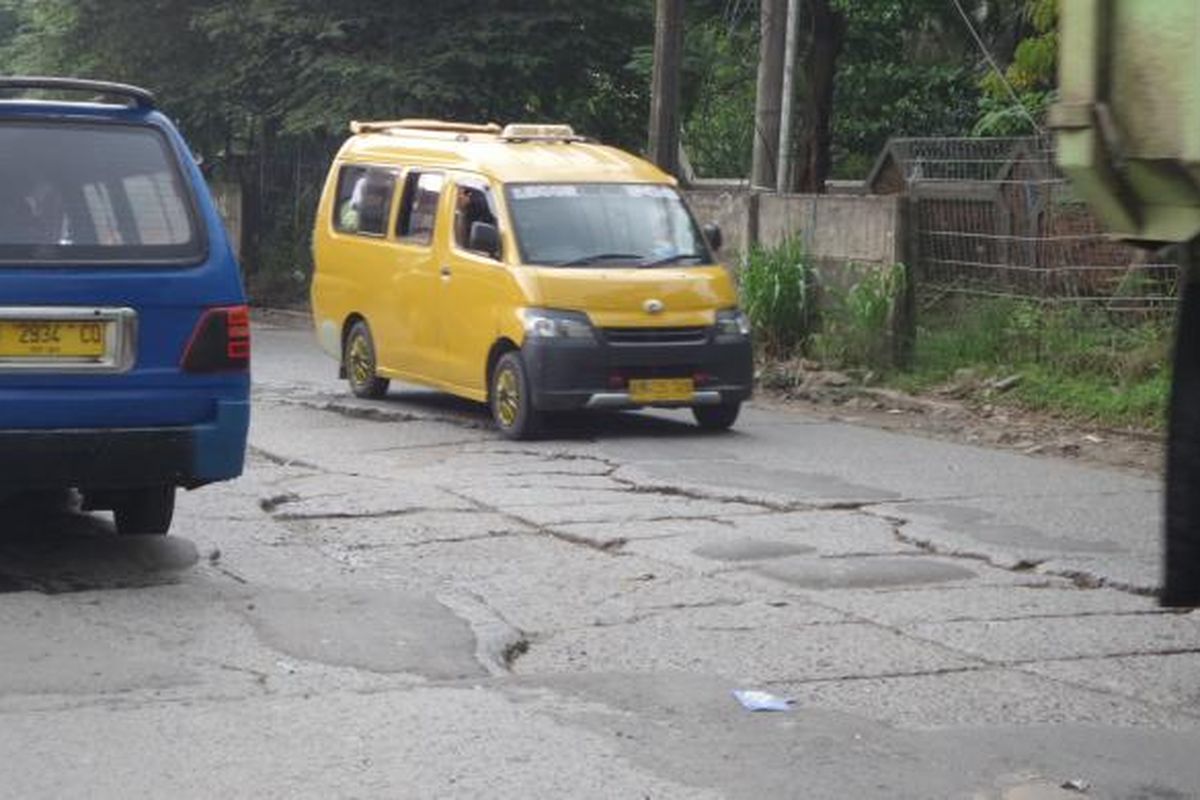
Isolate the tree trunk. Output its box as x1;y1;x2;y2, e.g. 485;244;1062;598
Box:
751;0;787;189
796;0;845;194
648;0;685;178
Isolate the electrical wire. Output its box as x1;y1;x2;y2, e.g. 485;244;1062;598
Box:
949;0;1044;134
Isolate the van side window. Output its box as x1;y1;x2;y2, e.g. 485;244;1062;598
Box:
453;182;499;257
333;166;395;236
396;171;444;245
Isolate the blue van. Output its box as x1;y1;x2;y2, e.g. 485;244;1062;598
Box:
0;77;249;535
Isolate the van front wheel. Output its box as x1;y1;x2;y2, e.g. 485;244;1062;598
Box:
345;320;390;399
491;351;541;440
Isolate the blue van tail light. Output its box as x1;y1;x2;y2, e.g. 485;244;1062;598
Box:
182;305;251;373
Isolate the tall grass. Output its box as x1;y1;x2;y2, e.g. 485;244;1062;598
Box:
895;298;1173;429
739;237;1172;429
810;264;906;370
739;237;817;357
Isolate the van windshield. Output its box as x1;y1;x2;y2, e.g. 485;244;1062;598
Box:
506;183;711;267
0;122;203;265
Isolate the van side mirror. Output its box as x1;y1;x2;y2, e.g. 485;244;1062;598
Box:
469;221;501;260
703;222;723;253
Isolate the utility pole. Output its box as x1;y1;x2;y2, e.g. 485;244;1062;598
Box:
751;0;787;190
648;0;684;179
776;0;801;193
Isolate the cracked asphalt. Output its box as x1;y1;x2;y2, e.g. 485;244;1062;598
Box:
0;319;1197;799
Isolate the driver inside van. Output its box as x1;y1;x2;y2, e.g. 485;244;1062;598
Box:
0;176;66;245
453;185;496;252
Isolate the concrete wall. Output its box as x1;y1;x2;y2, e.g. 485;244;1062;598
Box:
686;186;754;257
757;194;902;266
684;187;913;367
209;180;244;260
685;187;903;268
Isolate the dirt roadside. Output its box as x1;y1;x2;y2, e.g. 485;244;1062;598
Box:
756;375;1164;478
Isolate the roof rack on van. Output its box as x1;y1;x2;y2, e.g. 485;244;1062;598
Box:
499;124;589;143
350;119;503;135
0;76;156;109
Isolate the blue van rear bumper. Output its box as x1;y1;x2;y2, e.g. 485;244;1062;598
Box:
0;399;248;491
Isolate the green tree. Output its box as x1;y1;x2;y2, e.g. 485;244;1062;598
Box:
2;0;653;153
973;0;1057;135
0;0;655;302
832;0;979;177
675;3;759;178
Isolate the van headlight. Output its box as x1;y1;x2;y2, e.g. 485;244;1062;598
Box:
715;309;752;337
521;308;596;340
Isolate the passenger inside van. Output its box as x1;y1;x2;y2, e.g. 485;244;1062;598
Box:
338;174;367;232
357;180;392;234
28;179;68;244
0;187;36;243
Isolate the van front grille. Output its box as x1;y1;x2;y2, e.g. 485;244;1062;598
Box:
602;327;709;346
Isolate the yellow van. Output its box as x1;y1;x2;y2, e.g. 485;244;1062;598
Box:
311;120;753;439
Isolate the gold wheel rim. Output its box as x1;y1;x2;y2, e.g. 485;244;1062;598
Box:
348;335;372;388
495;367;520;427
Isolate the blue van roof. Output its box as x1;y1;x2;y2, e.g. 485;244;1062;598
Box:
0;99;161;123
0;77;155;108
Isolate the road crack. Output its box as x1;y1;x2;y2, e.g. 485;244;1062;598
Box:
273;507;476;522
883;515;1158;597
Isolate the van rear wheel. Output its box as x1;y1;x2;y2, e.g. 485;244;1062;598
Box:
491;351;541;440
693;401;741;431
113;486;176;535
345;320;390;399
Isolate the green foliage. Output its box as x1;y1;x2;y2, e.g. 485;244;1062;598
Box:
1010;367;1169;429
676;15;757;178
833;62;977;178
810;264;906;369
670;0;988;180
2;0;653;155
892;298;1171;429
1;0;653;303
739;237;818;358
973;0;1058;136
831;0;981;176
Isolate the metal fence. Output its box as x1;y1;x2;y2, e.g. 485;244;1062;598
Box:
892;136;1177;315
210;145;335;307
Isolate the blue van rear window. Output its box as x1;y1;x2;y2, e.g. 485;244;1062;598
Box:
0;122;203;265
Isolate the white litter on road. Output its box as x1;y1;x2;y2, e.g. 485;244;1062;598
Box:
732;690;794;712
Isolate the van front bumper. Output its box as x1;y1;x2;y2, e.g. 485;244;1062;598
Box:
522;334;753;411
0;400;249;491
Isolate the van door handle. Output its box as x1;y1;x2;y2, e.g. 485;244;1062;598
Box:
440;265;452;279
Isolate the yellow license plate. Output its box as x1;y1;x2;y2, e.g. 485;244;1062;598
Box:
0;320;107;359
628;378;694;404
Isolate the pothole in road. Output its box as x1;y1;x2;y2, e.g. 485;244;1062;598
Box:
693;539;817;562
243;587;488;680
755;556;977;589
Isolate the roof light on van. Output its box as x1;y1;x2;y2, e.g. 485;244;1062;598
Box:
350;119;502;135
499;124;584;142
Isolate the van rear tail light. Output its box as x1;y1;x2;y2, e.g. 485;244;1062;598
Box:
182;305;251;373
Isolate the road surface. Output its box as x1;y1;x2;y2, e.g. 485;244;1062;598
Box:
0;318;1196;799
